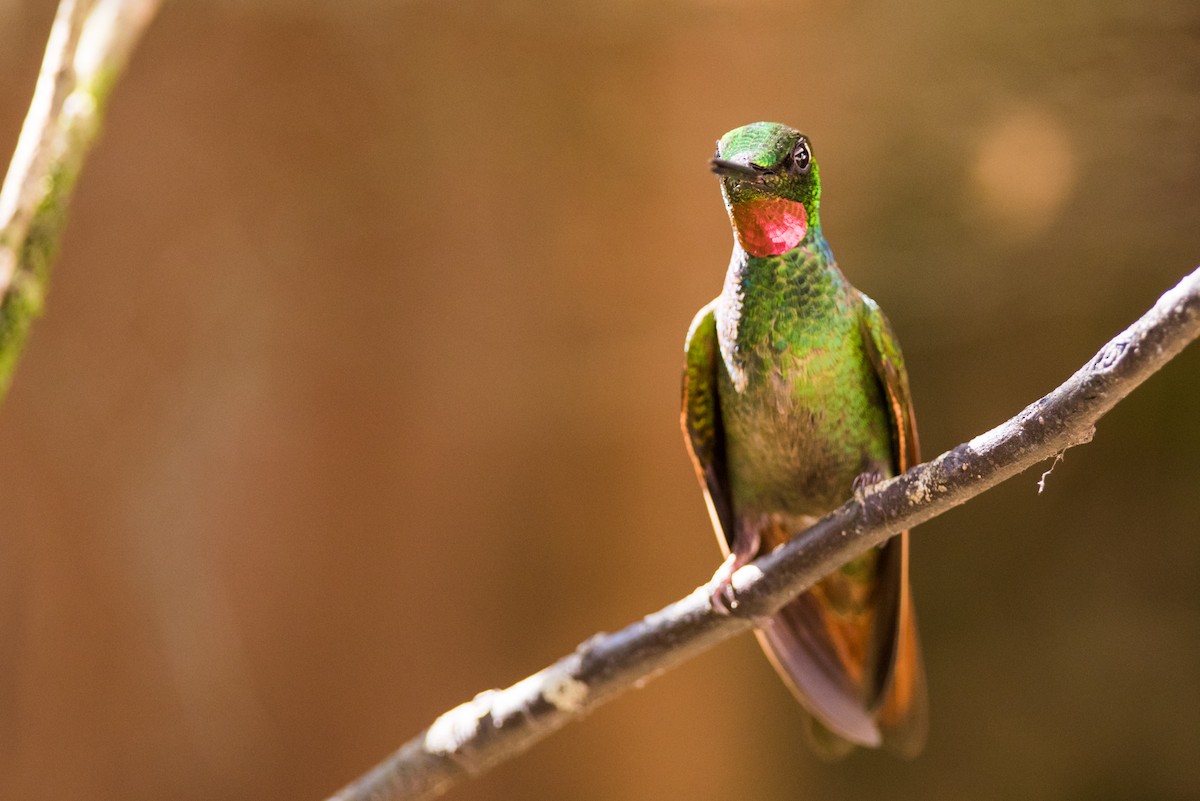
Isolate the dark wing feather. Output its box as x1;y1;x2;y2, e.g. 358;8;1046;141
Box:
858;291;929;758
681;301;736;551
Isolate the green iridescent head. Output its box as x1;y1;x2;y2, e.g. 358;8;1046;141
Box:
711;122;822;256
712;122;821;216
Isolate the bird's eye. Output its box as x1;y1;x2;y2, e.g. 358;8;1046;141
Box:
789;140;812;175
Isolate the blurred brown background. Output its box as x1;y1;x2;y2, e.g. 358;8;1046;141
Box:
1;1;1199;800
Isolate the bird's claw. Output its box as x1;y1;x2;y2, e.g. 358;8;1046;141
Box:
852;469;885;495
707;551;745;614
709;577;739;615
707;529;762;615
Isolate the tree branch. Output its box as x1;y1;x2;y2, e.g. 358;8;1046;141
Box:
0;0;161;400
325;265;1200;801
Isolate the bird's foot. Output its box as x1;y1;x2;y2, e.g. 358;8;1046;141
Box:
852;469;886;497
708;556;740;615
706;529;762;615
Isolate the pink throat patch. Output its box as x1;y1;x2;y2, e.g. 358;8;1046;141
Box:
731;196;808;257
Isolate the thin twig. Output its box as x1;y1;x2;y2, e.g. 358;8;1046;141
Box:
1037;450;1065;494
326;266;1200;801
0;0;161;400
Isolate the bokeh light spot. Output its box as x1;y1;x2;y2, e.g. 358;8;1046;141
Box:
973;107;1076;239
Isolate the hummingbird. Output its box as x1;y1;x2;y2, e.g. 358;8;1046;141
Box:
681;121;927;757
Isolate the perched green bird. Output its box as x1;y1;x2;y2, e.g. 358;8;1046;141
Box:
682;121;927;757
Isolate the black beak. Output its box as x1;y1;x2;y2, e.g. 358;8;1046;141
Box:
710;157;760;178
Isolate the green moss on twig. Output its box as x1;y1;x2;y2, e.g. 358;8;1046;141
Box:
0;158;74;398
0;0;161;403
